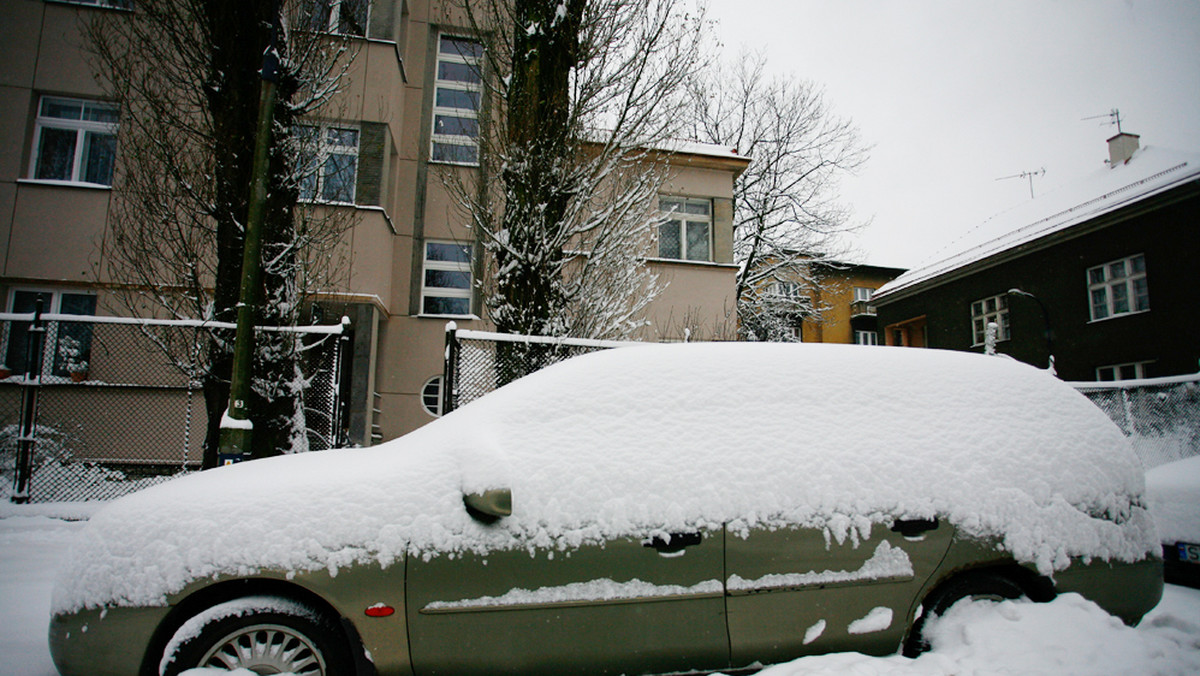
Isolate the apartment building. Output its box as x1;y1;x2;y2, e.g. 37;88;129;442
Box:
0;0;748;453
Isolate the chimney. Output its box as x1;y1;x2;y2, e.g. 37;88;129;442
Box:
1107;132;1140;166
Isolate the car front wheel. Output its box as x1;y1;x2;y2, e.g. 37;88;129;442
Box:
159;595;351;676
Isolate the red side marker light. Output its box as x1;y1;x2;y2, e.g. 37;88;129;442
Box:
365;604;395;618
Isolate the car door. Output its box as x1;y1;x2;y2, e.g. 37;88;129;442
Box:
406;528;728;675
725;517;954;667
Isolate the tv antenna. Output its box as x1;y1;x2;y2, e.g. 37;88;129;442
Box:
1082;108;1123;134
996;167;1046;198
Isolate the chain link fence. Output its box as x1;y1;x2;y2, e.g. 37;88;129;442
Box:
442;326;639;412
2;312;346;503
1072;373;1200;469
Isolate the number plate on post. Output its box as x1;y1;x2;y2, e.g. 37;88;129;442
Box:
1177;542;1200;563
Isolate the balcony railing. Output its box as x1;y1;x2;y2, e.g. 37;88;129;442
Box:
851;300;877;317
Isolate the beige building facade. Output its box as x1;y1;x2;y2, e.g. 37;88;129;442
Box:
1;0;748;449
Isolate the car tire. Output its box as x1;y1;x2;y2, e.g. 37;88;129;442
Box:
903;571;1025;657
159;595;352;676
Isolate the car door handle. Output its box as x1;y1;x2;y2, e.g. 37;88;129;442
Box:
644;532;703;554
891;518;939;537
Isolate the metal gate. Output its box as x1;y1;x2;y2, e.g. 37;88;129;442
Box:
442;324;639;413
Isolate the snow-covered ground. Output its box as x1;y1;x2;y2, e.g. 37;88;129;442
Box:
2;502;1198;676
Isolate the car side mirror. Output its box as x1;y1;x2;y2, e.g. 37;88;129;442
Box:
463;488;512;523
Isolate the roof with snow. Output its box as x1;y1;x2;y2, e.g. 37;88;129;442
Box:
875;145;1200;301
655;138;747;162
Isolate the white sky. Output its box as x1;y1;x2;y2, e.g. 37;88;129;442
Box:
705;0;1200;269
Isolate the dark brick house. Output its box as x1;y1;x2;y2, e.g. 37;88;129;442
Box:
872;133;1200;382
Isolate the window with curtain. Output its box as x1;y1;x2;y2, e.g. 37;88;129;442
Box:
30;96;118;186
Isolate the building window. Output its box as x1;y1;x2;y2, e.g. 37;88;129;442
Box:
1088;254;1148;321
421;376;443;417
421;241;473;316
296;123;359;204
3;289;97;379
658;197;712;262
1096;361;1152;382
971;295;1010;346
851;286;877;316
431;35;483;165
854;330;878;346
30;96;119;186
771;281;801;300
304;0;369;36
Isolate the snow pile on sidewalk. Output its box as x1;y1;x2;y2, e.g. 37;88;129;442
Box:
53;343;1157;613
740;590;1200;676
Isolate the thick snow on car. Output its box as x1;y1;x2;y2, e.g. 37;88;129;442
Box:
48;343;1162;676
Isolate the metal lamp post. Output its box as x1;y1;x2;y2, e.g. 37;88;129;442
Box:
217;3;282;461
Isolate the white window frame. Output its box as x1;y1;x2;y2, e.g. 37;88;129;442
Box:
296;122;359;205
1095;361;1153;382
658;197;713;262
1088;254;1149;322
854;330;879;346
421;375;444;417
28;96;119;187
2;287;98;380
853;287;874;302
430;34;483;166
970;294;1010;346
49;0;132;9
305;0;370;36
420;240;473;317
771;281;801;300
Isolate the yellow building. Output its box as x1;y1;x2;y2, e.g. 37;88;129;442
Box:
794;262;907;345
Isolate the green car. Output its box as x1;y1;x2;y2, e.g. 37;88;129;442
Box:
49;343;1162;675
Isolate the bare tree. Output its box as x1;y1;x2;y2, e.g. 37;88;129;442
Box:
446;0;707;354
687;52;868;341
84;0;357;465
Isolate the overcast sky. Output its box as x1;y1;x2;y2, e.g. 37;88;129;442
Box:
704;0;1200;270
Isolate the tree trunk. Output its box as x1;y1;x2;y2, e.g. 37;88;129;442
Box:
200;0;305;465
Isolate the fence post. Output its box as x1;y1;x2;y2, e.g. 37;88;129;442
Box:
442;321;458;415
11;298;45;503
1119;388;1135;436
332;316;350;447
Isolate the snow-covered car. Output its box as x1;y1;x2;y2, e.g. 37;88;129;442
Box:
1146;454;1200;588
48;343;1162;676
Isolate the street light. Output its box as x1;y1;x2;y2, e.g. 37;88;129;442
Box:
1008;288;1055;374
